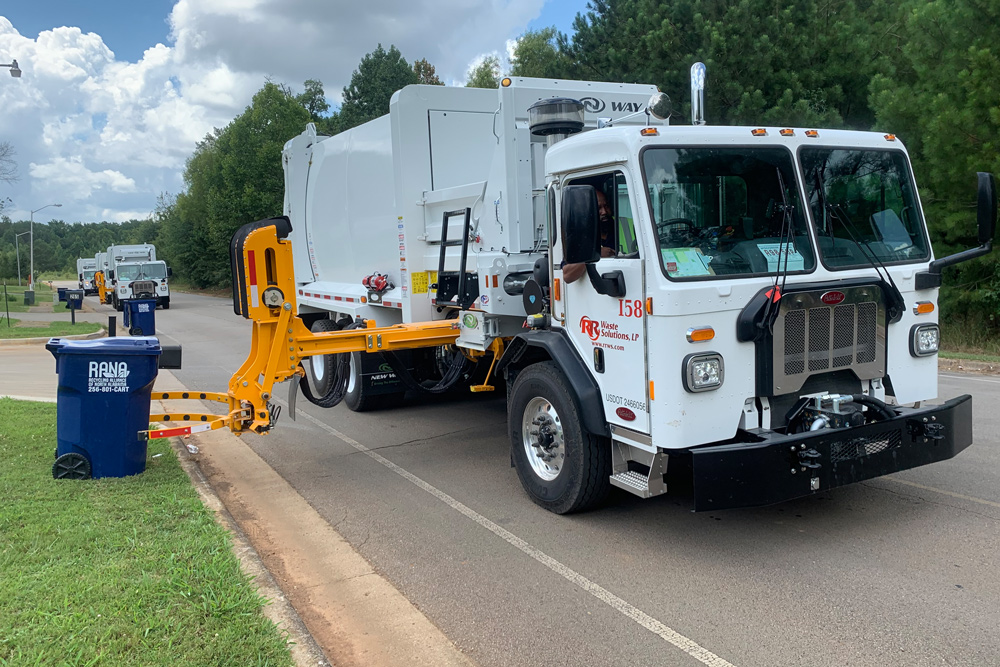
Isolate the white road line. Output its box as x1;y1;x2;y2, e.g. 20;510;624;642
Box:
886;477;1000;509
939;373;1000;384
297;410;737;667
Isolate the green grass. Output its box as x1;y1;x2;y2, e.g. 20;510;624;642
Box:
0;320;102;340
940;318;1000;358
0;399;294;666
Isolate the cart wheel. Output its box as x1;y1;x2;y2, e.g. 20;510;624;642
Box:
129;326;142;336
53;453;92;480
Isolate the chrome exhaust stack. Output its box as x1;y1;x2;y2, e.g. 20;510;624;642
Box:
690;62;706;126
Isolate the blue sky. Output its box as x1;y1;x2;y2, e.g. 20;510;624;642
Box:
4;0;587;64
0;0;591;224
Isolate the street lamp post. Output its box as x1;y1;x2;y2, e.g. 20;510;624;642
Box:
29;204;62;290
1;59;20;77
14;231;30;286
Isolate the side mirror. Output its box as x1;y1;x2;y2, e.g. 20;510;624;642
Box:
167;267;173;277
107;270;114;280
561;185;601;264
977;172;996;245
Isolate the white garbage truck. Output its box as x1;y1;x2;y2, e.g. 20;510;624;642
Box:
106;243;171;310
76;257;97;294
187;67;993;514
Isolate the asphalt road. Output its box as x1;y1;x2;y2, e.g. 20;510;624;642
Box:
110;291;1000;667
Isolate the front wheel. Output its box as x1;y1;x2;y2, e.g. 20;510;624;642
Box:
508;362;611;514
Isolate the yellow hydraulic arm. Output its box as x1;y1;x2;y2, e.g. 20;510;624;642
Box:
94;270;112;305
146;217;462;439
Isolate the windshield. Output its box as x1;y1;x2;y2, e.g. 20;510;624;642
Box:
144;263;167;279
83;270;96;280
116;264;142;281
642;147;815;279
800;148;929;268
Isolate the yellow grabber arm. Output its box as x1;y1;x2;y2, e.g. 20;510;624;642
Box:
145;216;461;439
94;270;112;305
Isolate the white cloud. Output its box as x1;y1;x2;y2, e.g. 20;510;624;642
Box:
0;2;546;224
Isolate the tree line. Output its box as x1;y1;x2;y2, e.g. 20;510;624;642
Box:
4;0;998;324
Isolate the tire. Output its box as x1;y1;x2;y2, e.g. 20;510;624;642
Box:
508;362;611;514
304;319;339;397
162;297;170;310
114;295;123;312
344;351;403;412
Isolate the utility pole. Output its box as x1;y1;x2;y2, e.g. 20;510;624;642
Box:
29;203;62;291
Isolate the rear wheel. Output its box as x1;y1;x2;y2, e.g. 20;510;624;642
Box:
508;362;611;514
305;318;339;396
345;351;404;412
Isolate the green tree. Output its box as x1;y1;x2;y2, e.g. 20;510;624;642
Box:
566;0;892;127
413;58;443;85
870;0;1000;326
0;141;16;184
510;28;573;79
466;55;501;89
296;79;330;121
339;44;419;130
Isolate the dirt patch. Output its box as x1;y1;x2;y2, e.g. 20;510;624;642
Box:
939;358;1000;376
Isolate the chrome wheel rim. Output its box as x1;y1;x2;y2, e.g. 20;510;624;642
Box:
347;353;357;393
311;354;327;383
521;396;565;481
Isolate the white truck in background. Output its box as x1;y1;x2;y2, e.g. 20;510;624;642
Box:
77;257;97;294
235;67;993;514
106;243;171;310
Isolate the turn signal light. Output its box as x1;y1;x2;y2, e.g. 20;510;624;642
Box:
686;326;715;343
913;301;935;315
501;77;512;87
640;127;659;136
751;128;767;136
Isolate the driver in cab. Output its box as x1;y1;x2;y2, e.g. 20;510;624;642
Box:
563;189;615;283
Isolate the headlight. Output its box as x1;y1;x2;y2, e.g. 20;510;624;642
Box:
683;352;724;393
910;324;940;357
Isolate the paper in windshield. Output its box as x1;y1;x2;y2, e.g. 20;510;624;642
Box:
757;243;804;272
662;248;714;277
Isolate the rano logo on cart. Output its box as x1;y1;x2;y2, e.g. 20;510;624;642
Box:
87;361;130;393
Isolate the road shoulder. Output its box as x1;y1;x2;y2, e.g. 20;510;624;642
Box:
156;381;473;667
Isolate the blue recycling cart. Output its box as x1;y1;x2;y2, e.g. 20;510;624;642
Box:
123;298;157;336
46;337;162;479
57;287;68;302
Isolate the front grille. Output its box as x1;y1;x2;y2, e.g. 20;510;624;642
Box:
771;286;886;395
830;430;901;463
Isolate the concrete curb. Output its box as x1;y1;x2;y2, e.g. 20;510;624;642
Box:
0;327;106;347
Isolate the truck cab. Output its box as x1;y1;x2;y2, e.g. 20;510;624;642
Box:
502;120;990;511
112;260;171;309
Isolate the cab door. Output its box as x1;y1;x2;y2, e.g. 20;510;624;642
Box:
557;171;650;433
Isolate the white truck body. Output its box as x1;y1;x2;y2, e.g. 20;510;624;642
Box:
277;76;983;511
106;244;170;308
77;257;97;293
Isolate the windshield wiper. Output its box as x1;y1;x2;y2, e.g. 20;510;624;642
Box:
814;170;905;322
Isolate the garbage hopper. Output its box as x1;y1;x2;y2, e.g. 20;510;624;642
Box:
46;337;162;479
57;287;68;302
122;298;156;336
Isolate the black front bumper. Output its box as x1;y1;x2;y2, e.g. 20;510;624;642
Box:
691;395;973;511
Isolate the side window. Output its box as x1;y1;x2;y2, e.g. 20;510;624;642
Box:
566;170;639;258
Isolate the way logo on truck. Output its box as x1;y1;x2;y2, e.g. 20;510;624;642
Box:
821;291;846;305
579;97;605;113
